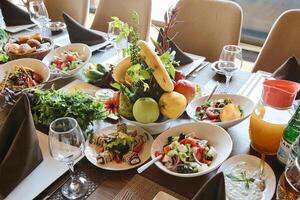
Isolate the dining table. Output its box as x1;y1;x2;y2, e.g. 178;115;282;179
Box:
4;26;284;200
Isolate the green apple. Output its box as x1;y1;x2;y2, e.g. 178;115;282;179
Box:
133;97;160;123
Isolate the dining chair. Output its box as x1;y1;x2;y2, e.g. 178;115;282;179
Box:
43;0;90;25
252;9;300;73
168;0;242;62
91;0;152;41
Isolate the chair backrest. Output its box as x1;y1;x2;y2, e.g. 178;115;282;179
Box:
168;0;242;62
91;0;152;41
252;9;300;73
44;0;89;25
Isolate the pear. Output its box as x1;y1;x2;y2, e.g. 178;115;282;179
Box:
118;93;134;119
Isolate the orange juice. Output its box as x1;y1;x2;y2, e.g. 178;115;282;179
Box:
249;106;286;155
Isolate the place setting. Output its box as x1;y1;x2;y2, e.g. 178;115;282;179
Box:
1;1;300;200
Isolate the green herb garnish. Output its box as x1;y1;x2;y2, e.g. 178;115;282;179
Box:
226;171;255;189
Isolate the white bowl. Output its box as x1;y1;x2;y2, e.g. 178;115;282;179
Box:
121;116;173;135
151;122;233;177
43;43;91;77
186;94;255;129
0;58;50;88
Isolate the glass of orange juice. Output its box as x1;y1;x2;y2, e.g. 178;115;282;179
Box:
249;105;288;155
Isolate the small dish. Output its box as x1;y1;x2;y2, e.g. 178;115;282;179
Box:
217;154;276;200
46;21;66;35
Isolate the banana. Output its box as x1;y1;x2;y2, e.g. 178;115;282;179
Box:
138;40;174;92
112;56;132;83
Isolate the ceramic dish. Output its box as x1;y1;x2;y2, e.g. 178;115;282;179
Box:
151;122;232;177
186;94;255;129
43;43;91;77
217;154;276;200
85;124;153;171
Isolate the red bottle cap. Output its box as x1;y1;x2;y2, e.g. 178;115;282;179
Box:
262;80;300;109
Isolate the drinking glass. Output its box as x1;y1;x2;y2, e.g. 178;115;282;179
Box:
49;117;88;199
107;22;127;59
218;45;243;91
28;0;50;36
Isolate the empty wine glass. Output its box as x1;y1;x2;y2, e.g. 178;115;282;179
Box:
28;0;50;36
218;45;243;92
107;22;127;60
49;117;88;199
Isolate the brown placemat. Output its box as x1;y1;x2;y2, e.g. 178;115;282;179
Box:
113;175;188;200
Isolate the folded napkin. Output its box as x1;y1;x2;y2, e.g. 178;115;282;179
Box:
0;95;43;198
0;0;33;26
63;12;106;46
273;56;300;99
157;29;193;65
192;172;226;200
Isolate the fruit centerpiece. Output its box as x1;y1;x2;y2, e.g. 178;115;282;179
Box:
109;11;197;132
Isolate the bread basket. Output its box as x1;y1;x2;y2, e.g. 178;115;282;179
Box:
6;38;54;60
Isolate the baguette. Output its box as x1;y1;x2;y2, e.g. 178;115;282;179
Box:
138;40;174;92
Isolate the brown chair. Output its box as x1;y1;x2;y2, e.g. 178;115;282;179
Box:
91;0;152;40
43;0;90;25
168;0;242;62
252;9;300;73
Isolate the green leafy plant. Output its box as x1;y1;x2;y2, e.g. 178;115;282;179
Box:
31;89;108;135
0;28;9;63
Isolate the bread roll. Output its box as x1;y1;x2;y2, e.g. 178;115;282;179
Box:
113;56;132;83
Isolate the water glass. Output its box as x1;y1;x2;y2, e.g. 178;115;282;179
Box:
218;45;243;91
49;117;88;199
28;0;50;36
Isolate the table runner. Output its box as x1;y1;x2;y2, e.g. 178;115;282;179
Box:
113;175;188;200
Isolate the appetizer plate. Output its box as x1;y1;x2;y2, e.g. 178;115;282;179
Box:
217;154;276;200
0;58;50;86
151;122;233;178
121;116;174;135
186;94;255;129
43;43;91;77
85;124;154;171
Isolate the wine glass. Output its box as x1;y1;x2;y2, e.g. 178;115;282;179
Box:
28;0;50;36
107;22;127;60
218;45;243;92
49;117;88;199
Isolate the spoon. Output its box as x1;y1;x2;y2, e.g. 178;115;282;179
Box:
137;155;162;174
257;153;266;191
206;82;220;102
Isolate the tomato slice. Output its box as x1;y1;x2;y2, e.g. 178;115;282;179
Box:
133;143;144;153
180;137;199;147
155;151;164;157
206;107;220;120
65;54;76;62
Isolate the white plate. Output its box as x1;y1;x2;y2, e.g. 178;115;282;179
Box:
151;122;232;178
211;61;225;75
53;31;110;52
186;94;255;129
85;124;153;171
4;24;36;33
217;154;276;200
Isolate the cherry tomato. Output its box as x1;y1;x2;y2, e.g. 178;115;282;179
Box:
65;54;76;62
206;107;220;120
195;147;205;162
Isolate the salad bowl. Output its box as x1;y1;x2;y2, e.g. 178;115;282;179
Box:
186;94;255;129
151;122;232;177
0;58;50;89
43;43;91;77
